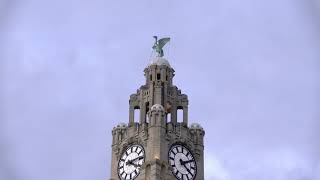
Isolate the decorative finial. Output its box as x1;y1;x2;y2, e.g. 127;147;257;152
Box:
152;36;170;57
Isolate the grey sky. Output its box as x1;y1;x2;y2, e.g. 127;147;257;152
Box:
1;0;319;180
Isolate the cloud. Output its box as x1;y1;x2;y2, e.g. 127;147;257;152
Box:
205;148;318;180
205;152;230;180
0;0;319;180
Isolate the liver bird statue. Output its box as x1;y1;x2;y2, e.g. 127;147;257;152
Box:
152;36;170;57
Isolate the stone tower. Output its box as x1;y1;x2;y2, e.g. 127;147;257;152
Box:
110;56;205;180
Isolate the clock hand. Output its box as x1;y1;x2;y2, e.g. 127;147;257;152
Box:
126;161;142;168
132;163;142;168
179;159;192;175
180;159;194;165
126;156;144;166
179;159;184;165
131;156;144;163
184;164;192;175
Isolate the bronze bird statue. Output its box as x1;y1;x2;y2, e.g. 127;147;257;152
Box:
152;36;170;57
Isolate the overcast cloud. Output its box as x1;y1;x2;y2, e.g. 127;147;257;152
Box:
0;0;319;180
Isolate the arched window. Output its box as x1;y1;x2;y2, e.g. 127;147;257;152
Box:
160;164;166;177
177;106;183;123
146;164;151;177
134;106;140;123
167;113;171;122
145;102;150;123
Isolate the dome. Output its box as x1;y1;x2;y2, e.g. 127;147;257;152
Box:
150;104;165;112
190;123;203;130
149;57;171;67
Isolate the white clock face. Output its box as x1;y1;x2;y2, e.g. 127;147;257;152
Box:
118;145;145;180
168;144;197;180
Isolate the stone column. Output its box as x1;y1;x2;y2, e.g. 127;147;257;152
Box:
171;105;177;124
183;106;188;126
141;105;147;124
142;104;171;180
153;86;162;105
109;146;118;180
129;105;134;125
139;92;145;124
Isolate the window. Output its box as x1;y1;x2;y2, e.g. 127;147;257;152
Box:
134;108;140;122
150;75;152;81
167;113;171;122
145;102;150;123
145;102;150;113
177;106;183;122
157;73;161;80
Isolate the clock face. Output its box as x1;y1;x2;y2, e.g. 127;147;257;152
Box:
168;144;197;180
118;145;145;180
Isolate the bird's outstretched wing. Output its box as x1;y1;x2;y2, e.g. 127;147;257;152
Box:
158;37;170;49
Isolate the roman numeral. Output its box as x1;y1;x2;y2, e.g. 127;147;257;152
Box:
131;172;135;178
186;152;190;157
137;149;142;155
175;170;179;176
186;167;192;175
175;147;179;153
171;149;177;155
182;174;190;180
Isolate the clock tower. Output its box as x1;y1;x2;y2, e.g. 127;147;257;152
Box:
109;38;205;180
